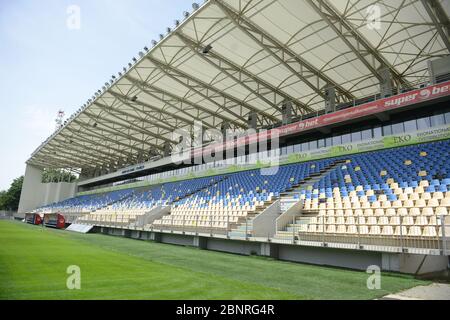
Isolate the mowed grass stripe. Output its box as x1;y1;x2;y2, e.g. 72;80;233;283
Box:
0;221;428;299
0;221;300;300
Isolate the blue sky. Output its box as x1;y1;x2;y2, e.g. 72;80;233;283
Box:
0;0;194;190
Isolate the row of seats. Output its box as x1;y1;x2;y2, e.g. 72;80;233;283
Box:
289;140;450;239
315;207;449;216
299;224;446;237
309;215;445;226
37;189;135;213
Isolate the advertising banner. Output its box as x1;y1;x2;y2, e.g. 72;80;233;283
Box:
193;81;450;158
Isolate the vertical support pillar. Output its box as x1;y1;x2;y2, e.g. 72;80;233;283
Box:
247;112;257;129
281;102;293;125
324;85;336;113
379;67;394;98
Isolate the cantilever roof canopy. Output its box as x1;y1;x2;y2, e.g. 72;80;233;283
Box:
28;0;450;172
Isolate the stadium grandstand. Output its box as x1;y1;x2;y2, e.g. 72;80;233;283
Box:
18;0;450;274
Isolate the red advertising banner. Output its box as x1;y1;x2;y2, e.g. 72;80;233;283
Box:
192;80;450;158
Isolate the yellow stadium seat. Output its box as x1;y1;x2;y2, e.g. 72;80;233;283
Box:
422;226;437;237
382;226;394;236
422;207;434;216
436;207;448;216
408;226;422;236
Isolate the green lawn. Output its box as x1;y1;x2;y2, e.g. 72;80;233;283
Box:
0;220;427;300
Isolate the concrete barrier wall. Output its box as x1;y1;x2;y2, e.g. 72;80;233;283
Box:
93;226;449;274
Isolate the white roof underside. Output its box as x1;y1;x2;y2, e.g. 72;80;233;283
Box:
28;0;450;172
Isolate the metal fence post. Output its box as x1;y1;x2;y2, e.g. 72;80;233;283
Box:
245;216;248;240
292;214;295;244
322;215;325;246
357;218;361;248
182;215;185;234
400;218;404;252
210;215;213;237
226;215;229;238
196;215;199;235
441;215;447;255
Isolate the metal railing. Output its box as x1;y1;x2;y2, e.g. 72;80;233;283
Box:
76;213;250;238
75;210;450;256
274;214;450;256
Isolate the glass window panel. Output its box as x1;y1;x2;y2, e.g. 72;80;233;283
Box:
431;114;445;127
404;120;417;133
383;125;392;136
341;133;351;144
332;135;342;146
318;139;326;148
351;131;362;142
361;129;372;140
392;123;404;134
309;140;317;150
417;117;431;130
445;112;450;124
302;143;309;152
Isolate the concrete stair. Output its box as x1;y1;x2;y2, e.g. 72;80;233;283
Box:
279;160;346;213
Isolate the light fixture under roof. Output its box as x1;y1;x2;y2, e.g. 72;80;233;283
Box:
174;19;180;26
192;3;199;10
151;40;157;46
166;27;171;33
202;44;213;54
183;11;189;18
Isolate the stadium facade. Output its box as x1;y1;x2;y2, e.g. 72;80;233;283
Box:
18;0;450;274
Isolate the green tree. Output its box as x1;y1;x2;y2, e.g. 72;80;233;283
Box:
42;169;77;183
0;176;24;211
0;190;7;210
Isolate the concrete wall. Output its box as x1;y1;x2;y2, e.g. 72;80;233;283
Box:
18;165;45;213
92;226;449;274
278;244;382;271
207;238;261;256
18;164;77;213
44;182;77;205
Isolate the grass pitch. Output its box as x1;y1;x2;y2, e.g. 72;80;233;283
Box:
0;220;428;300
